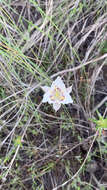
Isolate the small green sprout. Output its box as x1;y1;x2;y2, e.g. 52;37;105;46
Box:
93;110;107;129
14;136;22;147
89;110;107;136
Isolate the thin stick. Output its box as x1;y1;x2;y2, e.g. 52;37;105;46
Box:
51;54;107;79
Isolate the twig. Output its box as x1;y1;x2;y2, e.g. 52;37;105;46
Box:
51;54;107;79
92;96;107;113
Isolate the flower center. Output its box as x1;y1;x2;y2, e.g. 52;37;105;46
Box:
50;87;65;101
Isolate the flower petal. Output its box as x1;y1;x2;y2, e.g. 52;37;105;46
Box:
42;94;48;103
53;103;61;111
42;90;51;103
42;90;54;104
51;76;66;90
41;86;50;92
62;93;73;104
67;86;72;94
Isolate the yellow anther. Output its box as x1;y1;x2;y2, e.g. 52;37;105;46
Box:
50;87;65;101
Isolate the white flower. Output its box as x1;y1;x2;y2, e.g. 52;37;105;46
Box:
41;76;73;111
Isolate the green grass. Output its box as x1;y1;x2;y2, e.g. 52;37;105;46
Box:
0;0;107;190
